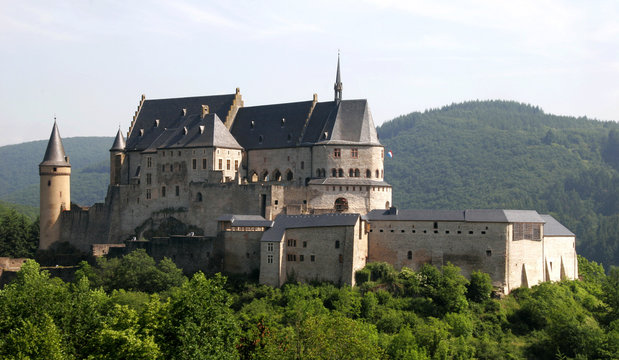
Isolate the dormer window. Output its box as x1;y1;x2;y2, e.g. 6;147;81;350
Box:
258;135;263;144
199;125;205;134
139;129;144;136
154;119;160;127
250;121;255;129
183;127;188;135
281;118;286;127
323;131;328;139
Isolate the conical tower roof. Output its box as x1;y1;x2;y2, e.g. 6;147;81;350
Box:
40;121;70;167
110;128;126;151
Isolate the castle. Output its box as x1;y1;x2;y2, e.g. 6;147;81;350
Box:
39;58;577;293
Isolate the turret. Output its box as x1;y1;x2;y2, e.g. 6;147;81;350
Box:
39;121;71;250
334;52;343;102
109;128;126;185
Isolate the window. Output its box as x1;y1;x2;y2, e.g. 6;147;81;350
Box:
433;222;438;229
334;148;341;158
287;254;296;261
339;254;343;263
302;241;307;248
332;168;337;177
366;169;371;178
375;169;379;178
175;186;180;196
161;186;166;197
334;197;348;212
146;173;152;185
196;192;203;202
349;169;354;177
407;251;412;260
311;255;315;262
147;157;152;168
267;242;274;252
192;159;197;170
227;159;231;170
267;255;273;264
351;148;358;158
381;149;384;158
513;223;541;241
235;160;239;171
338;168;344;177
178;151;181;156
287;239;297;247
170;164;173;172
162;164;166;172
218;159;223;170
301;161;304;169
202;159;207;169
146;189;151;199
486;250;492;257
300;255;304;261
335;240;340;249
354;169;360;177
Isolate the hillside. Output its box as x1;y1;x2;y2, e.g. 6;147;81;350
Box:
0;137;112;207
378;100;619;267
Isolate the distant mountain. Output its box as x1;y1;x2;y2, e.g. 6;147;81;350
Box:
0;137;113;207
378;100;619;268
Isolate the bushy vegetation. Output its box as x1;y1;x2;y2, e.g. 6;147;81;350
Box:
0;252;617;359
0;206;39;258
378;100;619;267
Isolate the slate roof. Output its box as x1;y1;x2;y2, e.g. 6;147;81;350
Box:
540;215;575;236
110;129;126;151
231;101;314;149
126;94;236;151
217;214;274;228
364;208;546;223
261;213;360;242
302;100;380;145
40;122;70;167
156;114;242;150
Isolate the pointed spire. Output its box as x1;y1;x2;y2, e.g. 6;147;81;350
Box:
110;127;126;151
40;120;70;166
334;51;343;102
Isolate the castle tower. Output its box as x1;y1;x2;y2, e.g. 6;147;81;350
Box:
109;128;126;185
334;52;343;102
39;121;71;250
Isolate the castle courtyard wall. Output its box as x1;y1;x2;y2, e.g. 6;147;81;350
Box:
221;230;263;275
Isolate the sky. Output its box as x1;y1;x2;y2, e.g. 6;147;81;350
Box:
1;0;618;146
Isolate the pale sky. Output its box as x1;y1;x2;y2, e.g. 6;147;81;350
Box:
1;0;618;146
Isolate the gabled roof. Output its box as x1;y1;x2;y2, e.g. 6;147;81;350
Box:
126;94;236;151
40;122;70;167
261;213;360;242
231;101;314;149
157;114;242;150
217;214;274;228
540;215;575;236
364;208;546;223
110;129;126;151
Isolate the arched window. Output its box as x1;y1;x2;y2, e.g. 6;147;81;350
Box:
331;168;337;177
317;169;321;177
197;192;203;202
274;170;282;181
335;197;348;212
385;201;390;209
286;169;293;181
375;169;379;178
250;171;258;182
354;169;360;177
407;251;412;260
261;171;269;181
338;168;344;177
349;169;354;177
366;169;371;178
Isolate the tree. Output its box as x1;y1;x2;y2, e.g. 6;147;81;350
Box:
467;271;493;303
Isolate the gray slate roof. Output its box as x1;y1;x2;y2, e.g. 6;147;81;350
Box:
540;215;575;236
110;129;126;151
157;114;242;150
40;122;70;167
303;100;380;145
261;213;360;242
126;94;236;151
365;208;545;223
217;214;274;228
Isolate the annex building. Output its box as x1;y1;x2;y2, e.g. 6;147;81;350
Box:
39;58;577;293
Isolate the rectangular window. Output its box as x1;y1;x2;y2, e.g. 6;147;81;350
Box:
513;223;541;241
146;173;152;185
147;157;152;168
162;164;165;172
334;148;341;158
287;254;296;261
351;148;358;158
235;160;239;171
161;186;166;197
301;161;304;169
175;185;180;196
267;255;273;264
310;255;315;262
267;242;274;252
218;159;223;170
300;255;304;262
202;159;207;169
192;159;197;170
303;241;307;248
170;164;173;172
227;159;231;170
146;189;151;199
287;239;296;247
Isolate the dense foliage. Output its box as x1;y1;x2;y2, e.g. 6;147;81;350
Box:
378;100;619;267
0;206;38;258
0;252;617;359
0;137;112;207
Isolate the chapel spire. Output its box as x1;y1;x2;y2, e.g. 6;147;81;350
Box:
334;52;343;102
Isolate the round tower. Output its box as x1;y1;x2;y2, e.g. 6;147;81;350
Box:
39;121;71;250
109;128;126;185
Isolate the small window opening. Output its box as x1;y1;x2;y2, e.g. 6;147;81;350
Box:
486;250;492;257
335;240;340;249
407;251;412;260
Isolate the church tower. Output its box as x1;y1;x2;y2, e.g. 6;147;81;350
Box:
109;128;126;185
39;121;71;250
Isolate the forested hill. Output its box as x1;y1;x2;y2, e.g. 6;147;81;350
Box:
378;100;619;268
0;137;112;207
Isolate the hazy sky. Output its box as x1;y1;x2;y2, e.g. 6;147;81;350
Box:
1;0;618;146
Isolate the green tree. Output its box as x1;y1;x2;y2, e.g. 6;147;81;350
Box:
467;271;493;303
